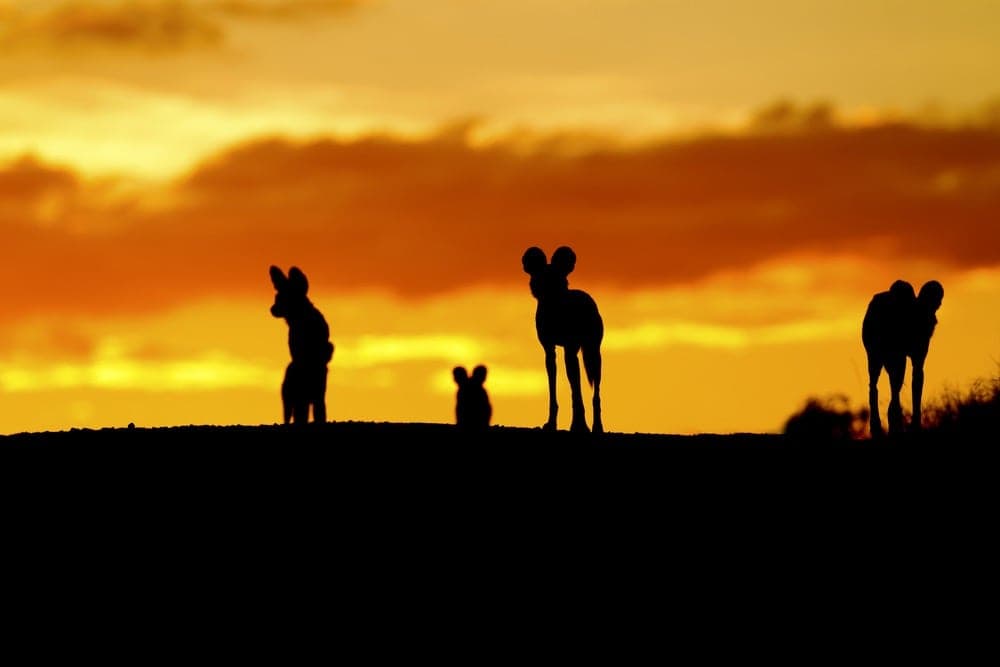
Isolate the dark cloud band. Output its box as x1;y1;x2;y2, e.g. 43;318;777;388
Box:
2;122;999;316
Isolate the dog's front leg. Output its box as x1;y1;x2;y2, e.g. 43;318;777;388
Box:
544;345;558;430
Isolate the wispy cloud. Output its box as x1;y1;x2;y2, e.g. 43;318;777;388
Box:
0;0;365;52
430;365;545;398
342;334;484;368
604;317;860;352
214;1;366;20
0;350;272;393
0;1;222;51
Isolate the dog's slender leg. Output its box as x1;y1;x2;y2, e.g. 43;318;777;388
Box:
282;365;294;424
886;355;906;436
911;355;926;431
592;372;603;435
544;345;558;430
867;353;883;439
314;366;328;423
584;344;603;434
291;400;309;424
565;347;588;433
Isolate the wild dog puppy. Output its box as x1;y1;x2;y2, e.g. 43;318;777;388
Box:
453;365;492;431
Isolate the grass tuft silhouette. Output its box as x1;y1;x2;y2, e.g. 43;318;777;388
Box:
923;371;1000;436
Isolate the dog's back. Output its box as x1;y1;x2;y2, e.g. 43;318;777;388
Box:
288;305;334;366
862;281;915;359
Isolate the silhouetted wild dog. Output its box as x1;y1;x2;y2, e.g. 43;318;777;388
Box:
522;246;604;433
453;365;492;431
862;279;944;437
269;266;334;424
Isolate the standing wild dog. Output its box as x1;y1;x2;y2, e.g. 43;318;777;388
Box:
269;266;334;424
522;246;604;433
453;365;492;431
862;279;944;437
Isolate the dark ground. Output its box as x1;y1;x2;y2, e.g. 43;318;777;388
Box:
1;420;992;504
1;421;993;638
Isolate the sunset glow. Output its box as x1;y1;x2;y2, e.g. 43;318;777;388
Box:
3;1;999;435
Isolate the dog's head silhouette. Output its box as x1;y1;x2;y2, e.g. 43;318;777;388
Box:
522;246;576;301
453;365;492;431
269;265;333;424
917;280;944;320
270;266;311;321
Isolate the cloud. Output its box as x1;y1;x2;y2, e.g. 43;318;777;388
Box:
602;317;860;352
0;1;222;51
0;351;272;393
0;0;364;52
2;121;1000;318
0;155;78;212
214;1;366;20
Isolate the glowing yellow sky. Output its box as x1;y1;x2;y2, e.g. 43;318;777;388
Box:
3;1;1000;178
2;1;999;435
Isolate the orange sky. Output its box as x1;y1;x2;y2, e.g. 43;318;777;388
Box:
2;1;999;435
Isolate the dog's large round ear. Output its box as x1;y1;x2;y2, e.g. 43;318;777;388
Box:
472;365;487;384
522;247;547;275
919;280;944;309
453;366;468;385
288;267;309;294
269;265;287;290
551;246;577;277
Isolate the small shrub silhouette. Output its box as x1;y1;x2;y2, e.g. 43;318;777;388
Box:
784;395;869;441
453;365;492;431
923;373;1000;437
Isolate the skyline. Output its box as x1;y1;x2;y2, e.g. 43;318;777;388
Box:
2;1;999;435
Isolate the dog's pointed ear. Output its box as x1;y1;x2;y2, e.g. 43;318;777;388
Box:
269;265;287;290
288;267;309;294
551;246;577;277
522;247;547;275
472;365;487;384
453;366;468;385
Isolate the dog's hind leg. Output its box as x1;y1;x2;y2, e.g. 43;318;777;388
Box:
281;365;294;424
886;354;906;436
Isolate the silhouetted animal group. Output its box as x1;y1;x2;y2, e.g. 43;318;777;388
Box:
271;254;943;440
269;245;604;433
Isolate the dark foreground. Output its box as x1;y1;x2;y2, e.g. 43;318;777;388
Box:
3;421;993;563
2;422;993;624
1;421;992;500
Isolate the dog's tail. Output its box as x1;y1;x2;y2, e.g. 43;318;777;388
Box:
582;344;601;389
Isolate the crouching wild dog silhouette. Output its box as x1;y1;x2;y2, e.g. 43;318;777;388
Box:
862;279;944;437
453;365;492;431
522;246;604;433
269;266;334;424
